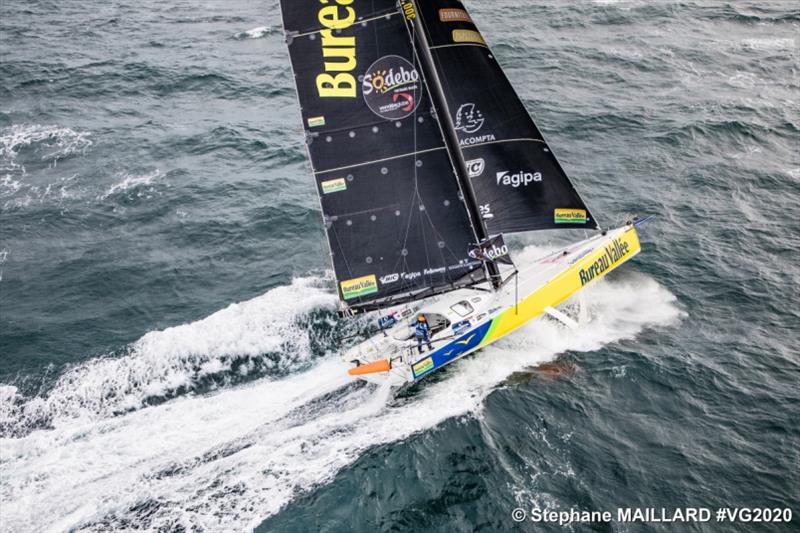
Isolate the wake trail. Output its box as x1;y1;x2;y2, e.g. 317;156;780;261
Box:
0;247;684;532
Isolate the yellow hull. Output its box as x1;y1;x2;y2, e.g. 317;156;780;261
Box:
479;224;641;347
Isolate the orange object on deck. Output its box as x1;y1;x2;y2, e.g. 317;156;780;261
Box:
348;358;391;376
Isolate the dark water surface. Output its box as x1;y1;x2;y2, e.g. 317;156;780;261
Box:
1;1;798;532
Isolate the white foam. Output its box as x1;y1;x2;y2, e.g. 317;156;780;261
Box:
0;276;338;434
0;124;92;168
100;169;161;199
235;26;275;39
741;38;796;51
0;256;683;532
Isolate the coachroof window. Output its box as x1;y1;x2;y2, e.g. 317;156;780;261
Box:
450;301;474;317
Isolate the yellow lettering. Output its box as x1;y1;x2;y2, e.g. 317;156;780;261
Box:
320;29;355;48
318;6;355;29
316;73;356;97
322;47;356;72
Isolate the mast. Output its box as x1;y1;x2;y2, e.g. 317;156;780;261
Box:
408;3;502;290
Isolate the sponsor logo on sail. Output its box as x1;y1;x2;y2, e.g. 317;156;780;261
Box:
379;273;399;284
315;0;358;98
578;238;630;286
399;0;416;20
402;271;421;281
307;116;326;128
469;238;510;262
452;29;485;45
455;103;496;146
554;208;587;224
412;356;434;376
454;103;484;133
321;177;347;194
424;267;446;275
362;55;421;120
496;170;542;188
466;158;485;177
439;8;472;23
340;274;379;299
479;203;494;219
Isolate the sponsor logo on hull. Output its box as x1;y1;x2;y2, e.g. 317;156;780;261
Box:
412;357;434;376
578;237;630;286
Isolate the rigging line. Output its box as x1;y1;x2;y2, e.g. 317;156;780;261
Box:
458;137;546;151
314;146;446;175
396;19;423;277
410;21;435;284
328;222;355;281
403;4;479;282
428;42;489;50
290;10;399;39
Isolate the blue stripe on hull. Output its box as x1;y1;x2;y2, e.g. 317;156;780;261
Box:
411;320;493;380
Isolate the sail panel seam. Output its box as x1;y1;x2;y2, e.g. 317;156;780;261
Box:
459;137;546;150
290;11;399;39
313;146;446;175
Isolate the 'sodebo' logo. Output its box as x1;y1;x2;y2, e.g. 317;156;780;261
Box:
496;170;542;187
469;242;509;261
362;55;421;120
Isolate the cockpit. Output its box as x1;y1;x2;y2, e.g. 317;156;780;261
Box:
391;312;451;341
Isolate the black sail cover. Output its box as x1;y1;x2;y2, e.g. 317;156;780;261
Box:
279;0;485;312
414;0;598;233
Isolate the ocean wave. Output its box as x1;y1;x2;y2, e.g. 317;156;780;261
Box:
0;124;92;170
741;37;797;51
0;276;338;437
0;250;683;532
99;170;162;200
233;25;279;40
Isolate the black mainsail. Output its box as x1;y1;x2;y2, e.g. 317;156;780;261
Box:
279;0;597;313
280;0;486;313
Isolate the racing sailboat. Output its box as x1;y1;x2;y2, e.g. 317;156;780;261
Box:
279;0;646;386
